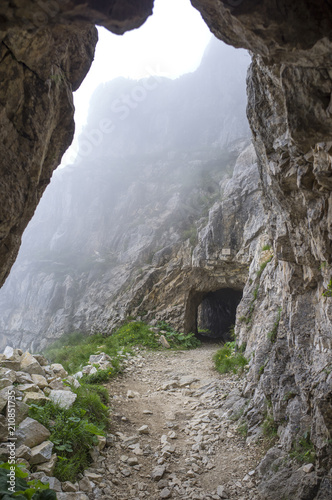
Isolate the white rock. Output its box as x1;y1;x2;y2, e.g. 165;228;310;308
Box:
49;390;77;409
301;463;314;473
151;465;166;481
138;425;149;434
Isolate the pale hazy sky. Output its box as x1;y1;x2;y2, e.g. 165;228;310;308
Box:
60;0;212;167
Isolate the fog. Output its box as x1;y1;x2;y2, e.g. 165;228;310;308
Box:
0;31;251;348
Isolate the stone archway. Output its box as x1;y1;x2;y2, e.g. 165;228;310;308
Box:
183;286;243;342
197;288;243;341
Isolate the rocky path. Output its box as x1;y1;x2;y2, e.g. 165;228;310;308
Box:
82;345;265;500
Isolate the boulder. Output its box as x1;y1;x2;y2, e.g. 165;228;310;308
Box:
16;445;32;461
48;378;66;390
15;371;33;384
40;475;62;492
49;390;77;409
62;481;79;492
0;378;13;390
30;440;54;465
50;363;68;378
15;417;50;448
31;374;48;389
33;354;48;366
17;383;41;393
23;392;49;406
0;368;16;383
0;386;13;412
3;347;16;360
15;401;29;425
20;352;45;376
0;360;21;371
36;453;57;475
78;477;92;492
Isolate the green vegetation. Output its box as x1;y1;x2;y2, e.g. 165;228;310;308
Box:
157;321;201;349
322;278;332;297
28;384;109;482
262;244;272;251
262;413;278;441
237;422;248;437
213;342;248;375
257;256;273;278
45;321;200;375
267;307;282;343
259;364;266;377
290;432;316;463
283;391;297;402
0;462;55;499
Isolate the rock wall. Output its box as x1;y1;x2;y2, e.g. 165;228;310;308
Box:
0;1;153;288
189;1;332;496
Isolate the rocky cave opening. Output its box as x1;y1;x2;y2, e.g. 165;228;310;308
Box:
197;289;243;342
186;288;243;342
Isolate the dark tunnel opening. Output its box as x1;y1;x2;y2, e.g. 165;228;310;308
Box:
196;288;243;342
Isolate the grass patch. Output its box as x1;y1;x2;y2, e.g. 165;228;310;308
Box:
237;422;248;437
44;321;201;375
257;256;273;278
290;432;316;463
262;244;271;251
157;321;201;349
28;384;109;482
322;278;332;297
213;342;248;375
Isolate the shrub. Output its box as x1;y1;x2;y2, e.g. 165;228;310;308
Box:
157;321;201;349
81;368;116;385
28;384;109;482
0;462;56;499
213;342;248;374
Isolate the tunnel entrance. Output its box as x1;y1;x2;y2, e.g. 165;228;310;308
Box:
196;288;243;342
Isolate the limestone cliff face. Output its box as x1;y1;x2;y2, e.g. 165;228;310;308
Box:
0;39;252;350
189;1;332;496
0;0;153;287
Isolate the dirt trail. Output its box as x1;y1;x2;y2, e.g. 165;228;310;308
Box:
87;345;265;499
